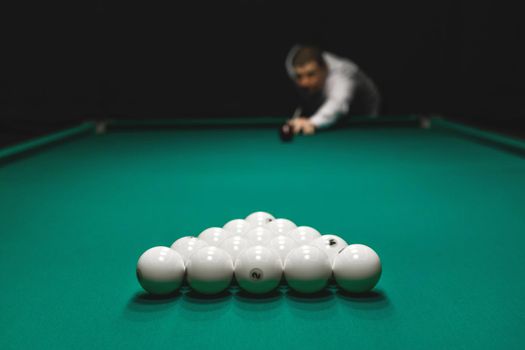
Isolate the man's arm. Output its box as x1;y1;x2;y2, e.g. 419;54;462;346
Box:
309;76;355;129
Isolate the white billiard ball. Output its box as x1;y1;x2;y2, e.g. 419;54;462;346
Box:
287;226;321;244
170;236;209;264
311;234;349;265
223;219;253;235
268;235;298;266
136;246;185;295
198;227;233;246
186;246;234;294
333;244;382;293
245;227;274;246
245;211;275;227
264;218;297;236
284;245;332;294
219;235;251;261
234;246;282;294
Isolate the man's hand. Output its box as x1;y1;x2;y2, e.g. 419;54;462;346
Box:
288;117;316;135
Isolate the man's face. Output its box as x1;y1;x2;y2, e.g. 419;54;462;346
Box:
293;61;327;94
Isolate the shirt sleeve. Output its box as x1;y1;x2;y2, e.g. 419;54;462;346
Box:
309;76;355;129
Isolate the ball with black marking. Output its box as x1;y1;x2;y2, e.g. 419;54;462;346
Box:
234;246;282;294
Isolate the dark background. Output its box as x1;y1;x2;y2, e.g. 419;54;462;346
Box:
1;0;524;144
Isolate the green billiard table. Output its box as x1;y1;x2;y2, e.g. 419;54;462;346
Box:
1;116;525;349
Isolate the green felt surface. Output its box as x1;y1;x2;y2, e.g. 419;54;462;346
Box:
1;123;525;349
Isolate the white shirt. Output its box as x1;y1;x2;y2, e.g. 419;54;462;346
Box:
285;46;379;129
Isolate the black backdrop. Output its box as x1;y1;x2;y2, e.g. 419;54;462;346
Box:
2;0;524;124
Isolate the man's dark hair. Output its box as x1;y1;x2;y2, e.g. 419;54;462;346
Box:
292;46;327;68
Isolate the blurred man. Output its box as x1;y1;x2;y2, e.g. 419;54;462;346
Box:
285;45;381;135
